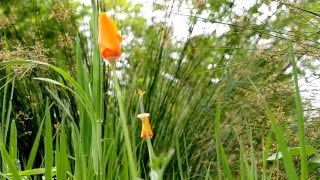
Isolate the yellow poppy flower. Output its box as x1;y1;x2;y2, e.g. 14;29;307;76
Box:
137;113;153;139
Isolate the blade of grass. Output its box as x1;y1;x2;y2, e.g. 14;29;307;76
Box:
262;134;272;180
236;134;253;180
5;167;57;176
239;143;245;180
289;43;307;179
45;87;73;120
75;34;92;179
247;126;257;179
56;117;69;180
183;134;190;179
0;60;96;123
71;124;87;179
90;0;104;176
9;120;17;161
214;98;232;179
219;143;233;179
55;131;61;178
26;118;44;170
249;78;298;180
0;144;21;180
1;78;8;140
34;77;94;122
75;34;87;90
45;99;53;180
4;78;14;146
205;165;212;180
175;135;184;179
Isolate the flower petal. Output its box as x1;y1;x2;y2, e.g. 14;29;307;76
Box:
137;113;153;139
98;12;122;60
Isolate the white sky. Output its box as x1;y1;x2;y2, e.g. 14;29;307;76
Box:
76;0;320;117
77;0;259;39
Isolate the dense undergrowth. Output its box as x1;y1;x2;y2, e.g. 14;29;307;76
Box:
1;0;320;179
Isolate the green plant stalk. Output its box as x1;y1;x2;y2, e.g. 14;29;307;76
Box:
145;127;155;166
0;60;98;178
75;34;91;180
175;135;184;180
247;127;257;179
214;98;232;179
0;144;21;180
45;99;53;180
0;79;9;173
0;60;96;122
112;67;138;179
215;99;222;180
236;133;254;180
262;134;272;180
9;120;17;161
71;124;87;179
239;138;254;180
4;78;14;146
183;135;190;179
5;167;57;176
239;144;245;180
138;94;155;162
1;78;8;142
205;165;211;180
289;43;307;179
46;87;73;120
249;78;298;180
56;118;69;180
90;0;103;176
26;118;44;170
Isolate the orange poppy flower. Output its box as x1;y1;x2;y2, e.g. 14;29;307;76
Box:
137;113;153;139
98;12;122;60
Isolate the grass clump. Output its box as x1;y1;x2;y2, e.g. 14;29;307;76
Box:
1;0;320;179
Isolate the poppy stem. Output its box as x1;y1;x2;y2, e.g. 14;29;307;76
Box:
138;89;146;114
111;65;138;179
139;97;145;114
138;90;155;164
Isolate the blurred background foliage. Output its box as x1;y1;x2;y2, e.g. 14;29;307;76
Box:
1;0;320;178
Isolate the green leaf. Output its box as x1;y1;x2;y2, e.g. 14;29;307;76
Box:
56;119;69;180
214;98;233;179
45;100;53;180
5;167;57;176
26;119;44;170
308;155;320;173
249;78;298;180
289;42;308;180
9;120;17;162
267;146;318;161
0;144;21;180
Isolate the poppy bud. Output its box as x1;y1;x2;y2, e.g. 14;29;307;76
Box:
98;12;122;60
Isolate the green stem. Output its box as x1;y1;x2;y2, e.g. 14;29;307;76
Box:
112;65;137;179
138;95;155;164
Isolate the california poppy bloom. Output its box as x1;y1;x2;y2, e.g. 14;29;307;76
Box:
98;12;122;60
137;113;153;139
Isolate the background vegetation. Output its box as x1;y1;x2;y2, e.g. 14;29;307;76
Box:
1;0;320;179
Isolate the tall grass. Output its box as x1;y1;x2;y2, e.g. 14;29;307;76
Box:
0;0;319;179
